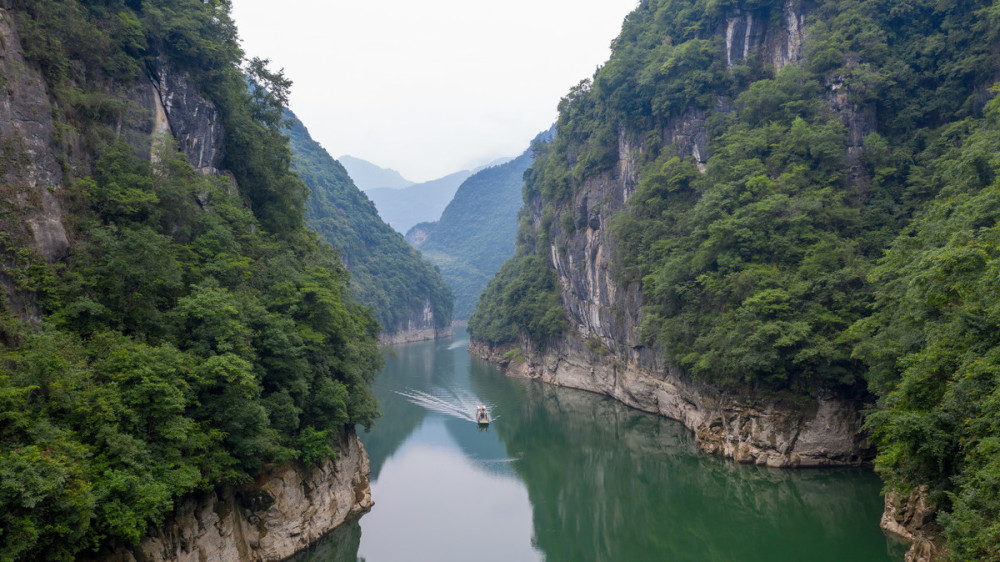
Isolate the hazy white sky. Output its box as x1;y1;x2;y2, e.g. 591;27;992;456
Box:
230;0;639;182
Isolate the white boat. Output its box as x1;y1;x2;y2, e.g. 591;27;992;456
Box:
476;405;490;426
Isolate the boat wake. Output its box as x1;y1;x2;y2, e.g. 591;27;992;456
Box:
397;387;497;424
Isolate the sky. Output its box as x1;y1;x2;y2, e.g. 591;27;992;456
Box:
230;0;640;182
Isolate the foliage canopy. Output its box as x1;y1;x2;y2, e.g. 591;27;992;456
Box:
0;1;381;559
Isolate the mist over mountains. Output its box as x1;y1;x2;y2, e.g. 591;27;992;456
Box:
364;170;473;234
338;154;415;191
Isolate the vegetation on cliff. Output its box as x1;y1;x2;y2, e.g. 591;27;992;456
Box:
852;98;1000;559
415;139;542;320
287;113;453;333
470;0;1000;556
0;1;380;559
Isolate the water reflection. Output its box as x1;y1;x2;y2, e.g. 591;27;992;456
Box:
293;330;903;562
470;359;902;561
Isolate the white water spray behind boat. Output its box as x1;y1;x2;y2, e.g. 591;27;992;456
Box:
397;387;497;424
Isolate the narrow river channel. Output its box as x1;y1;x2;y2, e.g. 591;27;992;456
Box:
293;328;905;561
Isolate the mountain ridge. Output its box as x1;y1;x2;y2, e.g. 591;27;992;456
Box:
338;154;415;191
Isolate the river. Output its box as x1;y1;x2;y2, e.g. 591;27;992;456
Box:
292;328;905;561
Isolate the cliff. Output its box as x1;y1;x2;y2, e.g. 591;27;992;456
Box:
471;334;869;468
472;0;872;466
0;5;70;318
94;431;372;562
879;487;944;562
0;4;381;560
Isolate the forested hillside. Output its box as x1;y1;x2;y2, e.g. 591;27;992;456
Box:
0;1;380;559
470;0;1000;556
412;134;545;319
287;114;454;336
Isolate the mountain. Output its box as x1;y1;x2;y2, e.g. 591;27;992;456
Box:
287;113;453;341
411;131;551;319
337;154;415;191
472;156;515;173
365;170;473;234
469;0;1000;558
0;1;378;559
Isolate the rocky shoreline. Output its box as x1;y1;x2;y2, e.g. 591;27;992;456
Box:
470;333;948;560
94;430;372;562
470;334;871;468
880;487;944;562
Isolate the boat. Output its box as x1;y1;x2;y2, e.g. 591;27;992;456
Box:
476;405;490;426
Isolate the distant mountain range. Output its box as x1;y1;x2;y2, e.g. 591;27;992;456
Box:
338;154;415;191
364;171;473;234
408;129;552;319
339;155;522;235
287;115;453;336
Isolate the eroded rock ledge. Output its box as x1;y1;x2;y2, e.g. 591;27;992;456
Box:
470;334;872;468
881;486;944;562
96;430;372;562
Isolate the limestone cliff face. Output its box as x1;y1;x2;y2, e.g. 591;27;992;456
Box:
378;298;453;345
472;0;874;468
121;56;225;175
472;335;870;468
880;487;945;562
95;431;373;562
550;1;821;366
723;0;807;72
0;6;227;320
0;7;70;320
0;9;371;559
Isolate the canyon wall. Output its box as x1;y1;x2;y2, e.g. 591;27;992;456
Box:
471;335;870;468
95;431;372;562
0;9;374;559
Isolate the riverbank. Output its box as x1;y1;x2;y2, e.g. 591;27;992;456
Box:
93;430;372;562
469;333;872;468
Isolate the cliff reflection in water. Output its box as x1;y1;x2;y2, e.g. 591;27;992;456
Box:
467;355;901;562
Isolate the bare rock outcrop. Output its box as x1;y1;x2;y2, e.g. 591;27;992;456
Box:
472;335;871;468
96;430;373;562
121;56;225;175
0;8;69;266
378;298;453;345
881;486;945;562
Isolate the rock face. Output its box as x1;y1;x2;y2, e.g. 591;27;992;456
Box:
96;430;373;562
0;7;226;320
121;56;225;175
471;335;871;468
472;0;874;468
723;0;806;71
881;487;945;562
378;298;453;345
0;10;371;559
0;7;70;272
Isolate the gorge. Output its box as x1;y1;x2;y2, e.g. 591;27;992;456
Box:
3;0;1000;560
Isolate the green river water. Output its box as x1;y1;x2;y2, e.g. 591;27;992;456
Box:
292;328;906;561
